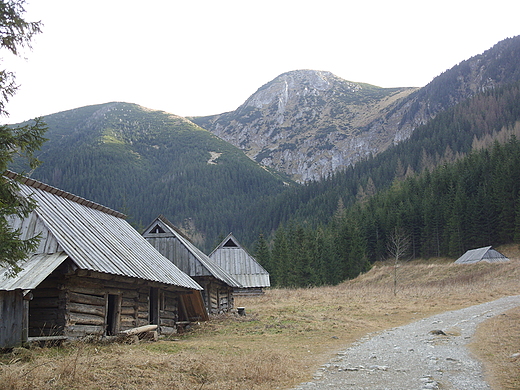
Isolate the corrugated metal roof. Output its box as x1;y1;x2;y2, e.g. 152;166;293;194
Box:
0;252;68;291
143;216;242;288
208;233;270;288
455;246;510;264
5;173;202;291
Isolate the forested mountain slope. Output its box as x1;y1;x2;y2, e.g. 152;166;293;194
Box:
9;37;520;259
11;102;291;251
256;81;520;237
194;36;520;182
259;82;520;287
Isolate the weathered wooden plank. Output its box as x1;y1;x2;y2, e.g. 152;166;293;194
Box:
137;319;149;327
68;312;104;326
69;291;105;306
122;298;137;307
159;311;177;320
122;324;157;335
28;336;67;342
65;324;104;337
68;302;105;317
0;291;24;348
159;318;176;327
120;320;138;330
67;284;106;297
121;306;136;316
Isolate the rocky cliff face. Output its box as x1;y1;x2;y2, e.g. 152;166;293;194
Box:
195;70;417;182
193;37;520;182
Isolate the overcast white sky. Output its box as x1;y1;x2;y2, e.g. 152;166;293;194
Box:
3;0;520;124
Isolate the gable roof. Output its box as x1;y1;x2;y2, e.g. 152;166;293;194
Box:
142;216;242;288
454;246;510;264
1;172;202;291
208;233;270;288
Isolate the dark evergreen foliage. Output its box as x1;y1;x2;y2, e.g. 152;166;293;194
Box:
255;82;520;287
11;103;291;252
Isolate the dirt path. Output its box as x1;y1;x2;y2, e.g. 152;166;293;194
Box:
292;295;520;390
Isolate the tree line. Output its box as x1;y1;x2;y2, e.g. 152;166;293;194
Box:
252;81;520;287
254;136;520;287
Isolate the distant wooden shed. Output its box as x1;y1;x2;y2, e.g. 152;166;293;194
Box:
455;246;510;264
0;172;206;349
143;216;242;314
209;233;270;295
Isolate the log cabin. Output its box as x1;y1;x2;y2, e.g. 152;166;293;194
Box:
0;172;207;349
143;215;241;314
209;233;270;295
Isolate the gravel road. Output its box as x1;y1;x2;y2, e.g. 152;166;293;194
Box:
293;295;520;390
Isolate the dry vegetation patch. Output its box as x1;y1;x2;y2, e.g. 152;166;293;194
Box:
2;248;519;389
471;306;520;390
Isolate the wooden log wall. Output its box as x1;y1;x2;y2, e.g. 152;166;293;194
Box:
202;281;234;314
159;290;179;335
0;290;24;348
62;274;149;337
24;263;186;339
137;292;150;327
195;278;233;315
29;266;68;337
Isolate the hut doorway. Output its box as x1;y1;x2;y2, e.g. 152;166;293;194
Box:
149;287;160;325
106;294;121;336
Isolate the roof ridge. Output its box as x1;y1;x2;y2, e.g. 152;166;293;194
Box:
4;170;127;219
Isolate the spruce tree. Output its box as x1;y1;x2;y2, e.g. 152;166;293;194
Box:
0;1;46;274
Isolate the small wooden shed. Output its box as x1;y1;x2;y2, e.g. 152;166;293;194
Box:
143;216;242;314
0;172;206;349
209;233;270;295
455;246;510;264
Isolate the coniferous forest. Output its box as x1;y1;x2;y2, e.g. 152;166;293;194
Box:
254;82;520;287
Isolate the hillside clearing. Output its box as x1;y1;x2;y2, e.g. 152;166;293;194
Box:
1;245;519;389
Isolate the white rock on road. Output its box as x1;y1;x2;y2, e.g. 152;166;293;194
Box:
293;295;520;390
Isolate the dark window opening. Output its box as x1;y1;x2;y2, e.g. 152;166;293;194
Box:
223;239;238;247
152;225;165;234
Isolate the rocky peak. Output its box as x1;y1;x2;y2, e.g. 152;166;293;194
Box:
192;37;520;182
194;70;416;182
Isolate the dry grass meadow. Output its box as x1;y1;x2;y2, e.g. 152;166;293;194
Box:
1;244;520;390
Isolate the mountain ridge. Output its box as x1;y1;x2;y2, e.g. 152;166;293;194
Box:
193;70;417;182
193;36;520;182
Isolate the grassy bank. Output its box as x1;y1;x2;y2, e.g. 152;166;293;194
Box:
1;246;519;389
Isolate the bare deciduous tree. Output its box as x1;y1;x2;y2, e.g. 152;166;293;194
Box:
387;227;411;295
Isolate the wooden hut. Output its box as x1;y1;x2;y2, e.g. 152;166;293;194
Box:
0;172;207;349
143;215;241;314
455;246;510;264
209;233;270;295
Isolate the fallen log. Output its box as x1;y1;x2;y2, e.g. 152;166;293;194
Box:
121;324;158;335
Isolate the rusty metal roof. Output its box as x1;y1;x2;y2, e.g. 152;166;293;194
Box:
1;172;202;291
208;233;270;288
